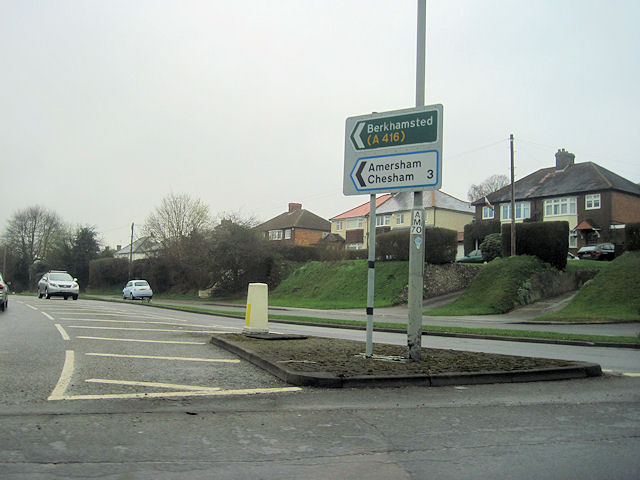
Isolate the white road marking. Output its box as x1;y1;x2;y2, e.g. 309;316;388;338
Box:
603;369;640;377
42;312;55;321
48;350;75;400
50;386;302;401
86;378;222;391
61;318;225;328
67;325;225;334
76;336;208;345
54;324;70;341
85;352;240;363
25;303;38;311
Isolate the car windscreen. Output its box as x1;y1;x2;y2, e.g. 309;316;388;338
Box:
50;273;73;281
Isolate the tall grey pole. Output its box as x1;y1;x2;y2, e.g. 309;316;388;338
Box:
128;222;134;279
407;0;427;361
365;194;376;357
510;134;516;256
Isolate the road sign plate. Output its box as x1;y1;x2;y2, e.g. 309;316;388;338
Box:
344;104;443;195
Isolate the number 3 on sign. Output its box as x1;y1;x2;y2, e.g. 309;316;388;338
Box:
411;209;423;235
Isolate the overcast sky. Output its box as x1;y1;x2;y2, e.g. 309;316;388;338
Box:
2;0;639;249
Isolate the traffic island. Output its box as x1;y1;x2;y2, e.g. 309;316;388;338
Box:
210;333;602;388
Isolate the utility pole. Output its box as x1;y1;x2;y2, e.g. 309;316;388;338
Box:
407;0;427;361
128;222;134;279
510;134;516;256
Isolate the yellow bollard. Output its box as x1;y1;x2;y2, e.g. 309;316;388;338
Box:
243;283;269;334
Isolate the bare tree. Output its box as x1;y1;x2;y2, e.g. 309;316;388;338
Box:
143;193;212;246
467;174;509;202
3;205;64;264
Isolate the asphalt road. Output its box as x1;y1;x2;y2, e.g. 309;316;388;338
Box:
1;296;639;479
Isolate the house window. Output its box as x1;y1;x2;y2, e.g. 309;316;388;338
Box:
346;218;363;229
482;206;494;219
396;213;405;225
569;230;578;248
544;197;577;217
268;230;283;240
585;194;601;210
335;221;343;231
376;215;391;226
501;202;531;221
284;229;292;240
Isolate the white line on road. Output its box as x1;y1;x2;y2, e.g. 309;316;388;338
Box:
50;386;302;401
24;303;38;311
85;352;240;363
76;336;208;345
61;318;228;329
67;325;225;334
48;350;75;400
42;312;55;321
54;324;70;341
86;378;222;391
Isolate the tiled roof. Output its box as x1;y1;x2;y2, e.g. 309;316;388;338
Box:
377;190;474;214
330;194;392;220
257;208;330;232
474;161;640;205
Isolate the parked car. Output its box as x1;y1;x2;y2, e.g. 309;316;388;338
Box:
37;271;79;300
123;280;153;301
456;249;485;264
0;273;8;312
567;252;579;260
576;243;615;261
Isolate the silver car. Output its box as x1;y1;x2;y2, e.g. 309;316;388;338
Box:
0;273;8;312
123;280;153;301
37;271;79;300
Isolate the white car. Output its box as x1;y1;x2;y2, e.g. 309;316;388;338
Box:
37;271;79;300
123;280;153;301
0;273;8;311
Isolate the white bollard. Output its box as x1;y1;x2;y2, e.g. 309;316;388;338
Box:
243;283;269;334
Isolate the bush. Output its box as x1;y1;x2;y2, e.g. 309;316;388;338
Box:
626;223;640;251
375;227;457;264
464;220;500;255
480;233;502;262
502;221;569;270
425;227;457;264
271;244;320;262
88;257;129;289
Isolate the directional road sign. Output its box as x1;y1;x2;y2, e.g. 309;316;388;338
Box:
343;104;443;196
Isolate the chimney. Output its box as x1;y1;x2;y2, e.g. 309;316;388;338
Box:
288;203;302;213
555;148;575;170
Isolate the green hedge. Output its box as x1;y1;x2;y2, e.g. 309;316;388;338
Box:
375;227;457;264
464;221;500;255
502;221;569;270
625;223;640;251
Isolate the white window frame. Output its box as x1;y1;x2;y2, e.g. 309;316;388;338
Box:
544;197;577;217
268;230;283;240
482;206;494;219
346;218;364;230
585;193;601;210
335;220;343;231
284;229;292;240
569;230;578;248
376;215;391;227
501;201;531;221
395;213;405;225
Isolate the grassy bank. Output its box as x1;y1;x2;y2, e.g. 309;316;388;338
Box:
534;251;640;323
426;255;552;316
269;260;409;309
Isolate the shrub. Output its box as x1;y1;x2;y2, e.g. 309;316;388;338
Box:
626;223;640;251
464;220;500;255
425;227;457;264
376;230;409;261
502;221;569;270
480;233;502;262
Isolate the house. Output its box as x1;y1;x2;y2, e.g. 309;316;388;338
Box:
471;149;640;251
113;236;160;261
257;203;331;246
330;191;474;254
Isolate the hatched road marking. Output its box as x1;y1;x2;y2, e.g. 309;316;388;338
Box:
76;336;208;345
85;353;240;363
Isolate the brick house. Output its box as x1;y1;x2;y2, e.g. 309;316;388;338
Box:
471;149;640;252
257;203;331;246
330;191;474;254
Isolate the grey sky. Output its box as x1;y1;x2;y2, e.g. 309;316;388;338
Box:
2;0;638;249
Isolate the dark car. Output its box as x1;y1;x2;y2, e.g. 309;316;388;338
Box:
456;249;485;263
576;243;615;261
0;273;8;312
